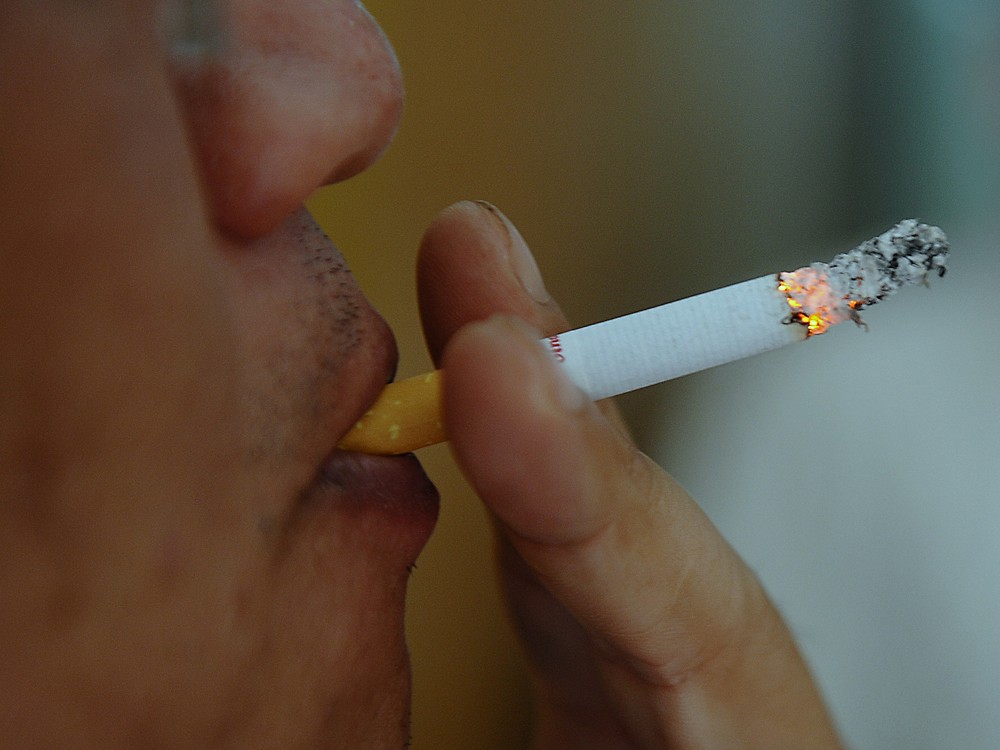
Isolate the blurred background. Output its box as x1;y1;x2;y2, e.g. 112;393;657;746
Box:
310;1;1000;747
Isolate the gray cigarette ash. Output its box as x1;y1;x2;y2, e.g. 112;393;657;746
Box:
827;219;949;308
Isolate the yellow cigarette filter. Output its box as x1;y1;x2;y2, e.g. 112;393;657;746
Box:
338;370;444;455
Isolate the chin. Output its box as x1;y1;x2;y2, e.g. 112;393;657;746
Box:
311;618;419;749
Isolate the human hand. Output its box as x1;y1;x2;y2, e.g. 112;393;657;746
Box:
418;201;844;748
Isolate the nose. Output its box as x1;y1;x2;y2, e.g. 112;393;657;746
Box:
172;0;404;237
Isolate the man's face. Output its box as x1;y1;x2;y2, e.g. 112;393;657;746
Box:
0;1;437;746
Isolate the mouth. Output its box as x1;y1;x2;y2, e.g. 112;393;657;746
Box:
290;210;440;552
309;342;440;553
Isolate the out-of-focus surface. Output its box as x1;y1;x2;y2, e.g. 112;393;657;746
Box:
310;1;999;747
649;3;1000;747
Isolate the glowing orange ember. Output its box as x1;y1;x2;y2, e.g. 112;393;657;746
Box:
777;269;839;336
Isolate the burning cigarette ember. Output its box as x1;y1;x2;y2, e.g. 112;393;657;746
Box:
778;219;948;336
338;220;949;455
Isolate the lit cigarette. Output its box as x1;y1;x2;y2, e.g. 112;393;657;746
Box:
339;219;948;455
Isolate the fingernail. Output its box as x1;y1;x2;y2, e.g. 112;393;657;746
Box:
474;201;551;304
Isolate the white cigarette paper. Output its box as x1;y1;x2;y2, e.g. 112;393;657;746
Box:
338;219;949;454
544;274;805;401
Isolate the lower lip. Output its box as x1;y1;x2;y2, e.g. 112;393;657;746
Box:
314;451;440;551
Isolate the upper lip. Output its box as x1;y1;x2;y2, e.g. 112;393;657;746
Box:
332;314;400;451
